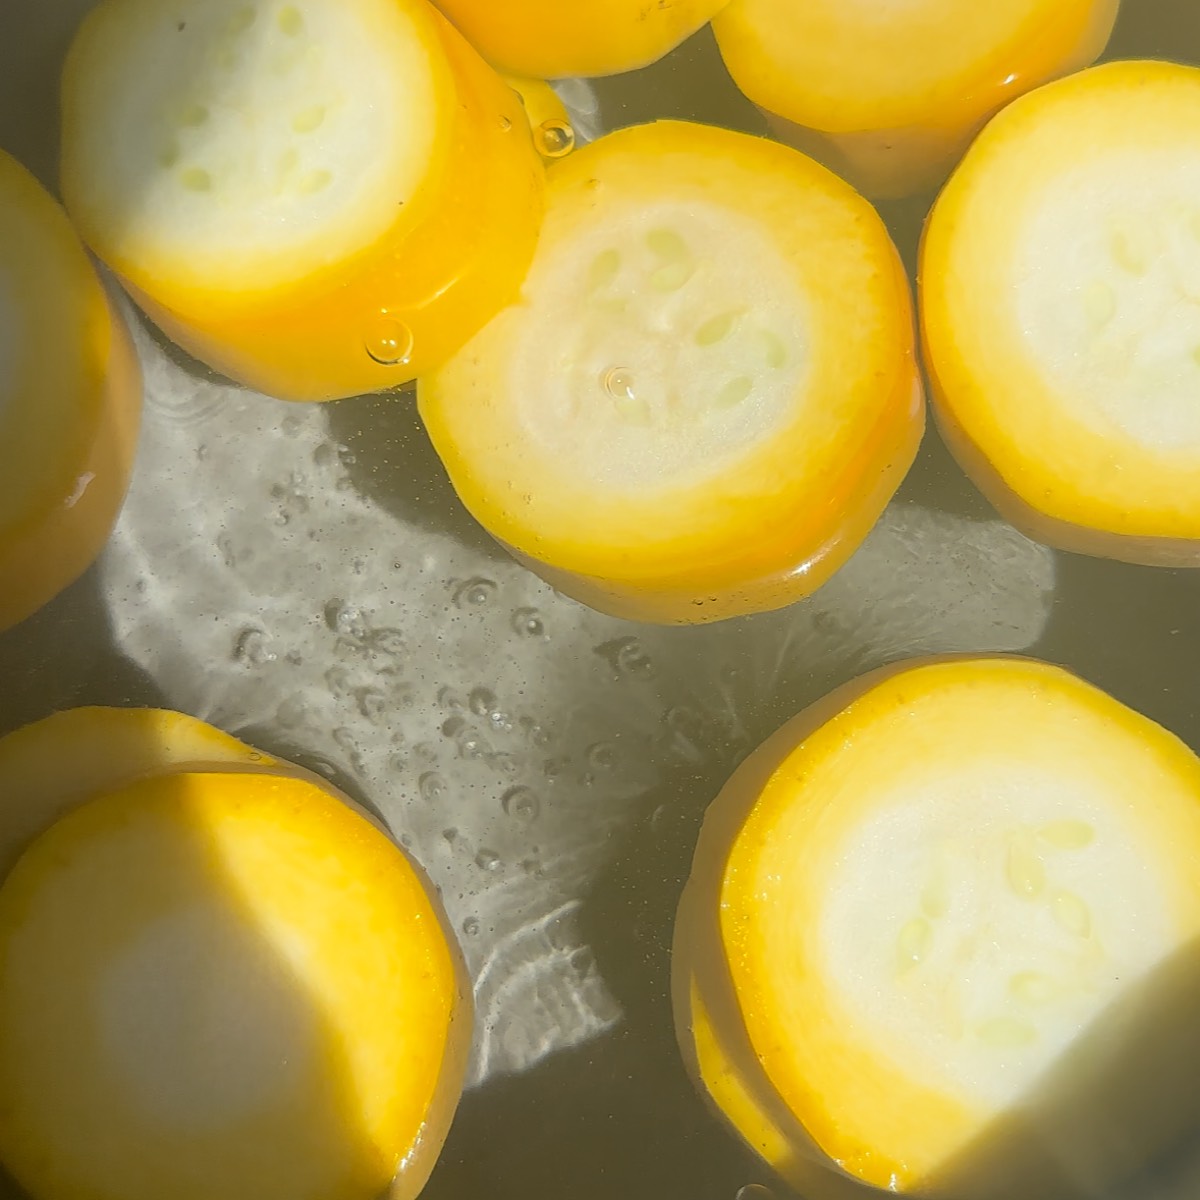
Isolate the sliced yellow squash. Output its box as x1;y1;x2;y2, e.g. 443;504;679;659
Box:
712;0;1118;197
61;0;544;402
674;656;1200;1195
419;120;923;624
923;59;1200;566
0;149;141;632
0;713;470;1200
433;0;728;79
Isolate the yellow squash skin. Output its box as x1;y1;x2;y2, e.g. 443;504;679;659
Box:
61;0;545;402
922;60;1200;566
0;708;470;1200
673;657;1200;1195
433;0;728;79
0;150;141;632
420;120;923;625
713;0;1119;198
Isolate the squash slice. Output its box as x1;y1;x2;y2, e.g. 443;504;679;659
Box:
923;59;1200;566
674;657;1200;1195
60;0;544;401
0;711;470;1200
419;120;922;624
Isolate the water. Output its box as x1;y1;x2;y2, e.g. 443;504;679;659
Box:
1;3;1199;1199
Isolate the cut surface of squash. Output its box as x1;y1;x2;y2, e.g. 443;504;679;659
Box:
712;0;1118;197
923;59;1200;565
433;0;727;79
419;120;922;624
0;768;468;1200
674;657;1200;1194
0;149;141;631
61;0;544;401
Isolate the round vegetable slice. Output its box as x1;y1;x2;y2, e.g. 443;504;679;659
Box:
674;657;1200;1194
0;769;470;1200
433;0;727;79
0;150;141;632
419;120;923;625
0;707;274;879
61;0;544;402
922;59;1200;566
711;0;1118;198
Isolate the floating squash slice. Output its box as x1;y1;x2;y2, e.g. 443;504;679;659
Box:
674;657;1200;1196
0;150;141;632
923;59;1200;566
433;0;728;79
419;120;923;625
711;0;1119;198
60;0;544;402
0;712;470;1200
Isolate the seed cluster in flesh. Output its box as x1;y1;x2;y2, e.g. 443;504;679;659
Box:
815;768;1172;1108
1015;152;1200;451
507;200;809;491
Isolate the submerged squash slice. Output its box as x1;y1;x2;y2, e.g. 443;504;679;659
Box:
433;0;727;80
923;60;1200;566
61;0;544;402
0;150;141;632
0;711;470;1200
674;657;1200;1196
419;120;922;625
712;0;1118;198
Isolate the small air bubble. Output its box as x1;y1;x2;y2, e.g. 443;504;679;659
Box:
419;772;447;803
502;786;540;823
594;636;654;679
364;317;414;367
586;742;617;772
536;119;575;159
462;917;480;937
232;626;275;666
356;688;387;722
469;687;498;717
453;577;498;608
475;848;502;872
324;599;368;638
511;607;545;637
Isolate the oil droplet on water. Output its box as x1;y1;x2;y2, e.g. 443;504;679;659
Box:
536;119;575;159
364;317;414;366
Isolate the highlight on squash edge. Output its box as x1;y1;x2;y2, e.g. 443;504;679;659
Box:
0;706;471;1200
418;118;924;626
673;655;1200;1198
